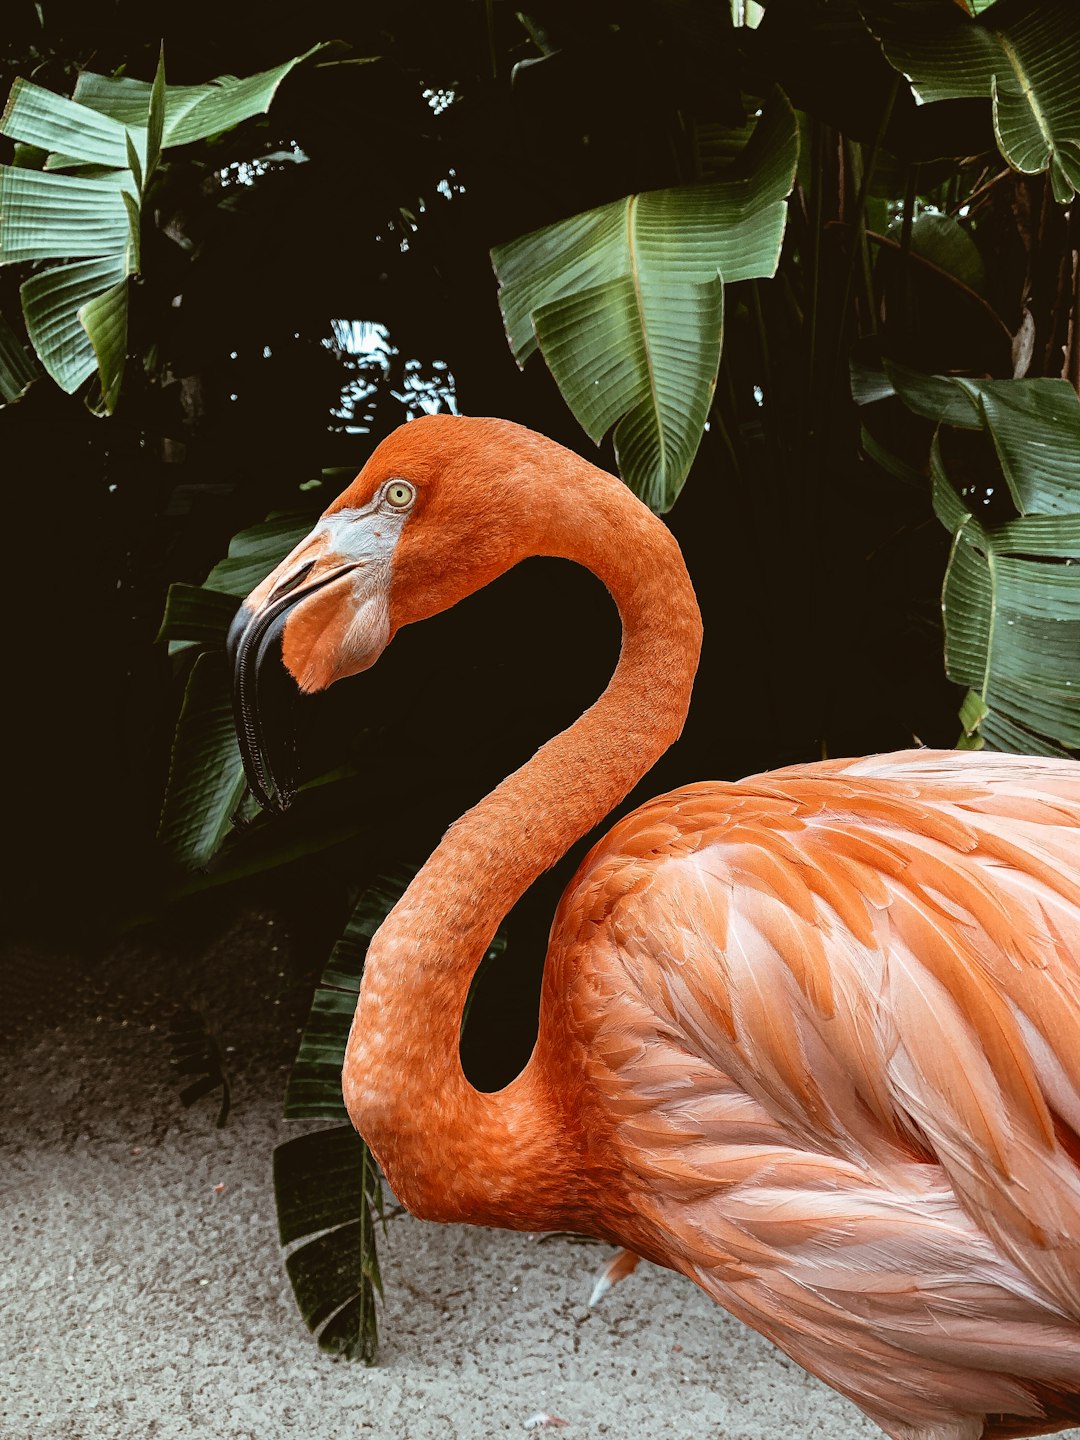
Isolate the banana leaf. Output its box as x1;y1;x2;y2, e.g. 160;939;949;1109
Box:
859;0;1080;201
276;869;507;1363
857;361;1080;753
491;90;798;512
0;45;325;411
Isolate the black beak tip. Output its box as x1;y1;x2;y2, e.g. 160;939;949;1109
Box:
229;599;299;818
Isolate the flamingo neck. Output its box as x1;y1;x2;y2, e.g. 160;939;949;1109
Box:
343;464;703;1229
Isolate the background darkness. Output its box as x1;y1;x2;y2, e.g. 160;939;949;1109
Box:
2;0;961;1087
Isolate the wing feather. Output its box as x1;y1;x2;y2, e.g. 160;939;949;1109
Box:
552;748;1080;1433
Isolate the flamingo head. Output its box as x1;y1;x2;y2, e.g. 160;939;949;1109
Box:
227;413;557;812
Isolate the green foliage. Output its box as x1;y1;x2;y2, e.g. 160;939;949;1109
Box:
856;363;1080;752
0;307;38;400
0;44;325;411
492;94;798;512
274;868;507;1363
156;512;311;869
861;0;1080;200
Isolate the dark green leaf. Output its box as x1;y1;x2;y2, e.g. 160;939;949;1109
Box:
860;0;1080;199
72;43;329;147
158;651;245;868
274;1126;382;1363
157;583;239;647
0;308;39;401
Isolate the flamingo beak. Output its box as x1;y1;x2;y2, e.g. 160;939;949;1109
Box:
227;562;359;814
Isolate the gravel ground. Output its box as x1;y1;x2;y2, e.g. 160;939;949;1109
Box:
3;914;1076;1440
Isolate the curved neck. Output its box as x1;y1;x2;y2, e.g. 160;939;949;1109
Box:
343;462;703;1229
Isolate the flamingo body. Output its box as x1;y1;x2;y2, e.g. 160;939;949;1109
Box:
228;415;1080;1440
543;751;1080;1439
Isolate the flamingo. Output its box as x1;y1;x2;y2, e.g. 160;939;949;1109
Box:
228;415;1080;1440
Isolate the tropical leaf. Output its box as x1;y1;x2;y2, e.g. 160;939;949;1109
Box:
275;1126;384;1363
0;308;39;401
71;43;328;148
155;504;325;869
275;869;508;1363
0;45;325;411
859;0;1080;201
158;651;246;869
158;583;240;652
204;514;311;596
1;78;141;169
491;90;799;512
856;361;1080;752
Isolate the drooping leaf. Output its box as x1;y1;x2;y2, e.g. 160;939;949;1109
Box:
71;43;328;148
0;44;325;411
80;275;129;413
275;869;509;1362
859;0;1080;200
158;583;240;650
20;255;128;393
0;78;140;170
158;651;246;869
864;361;1080;513
283;868;418;1121
491;91;798;511
0;308;39;401
274;1126;382;1363
0;167;135;262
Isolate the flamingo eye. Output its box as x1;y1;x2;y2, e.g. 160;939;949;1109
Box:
385;480;415;509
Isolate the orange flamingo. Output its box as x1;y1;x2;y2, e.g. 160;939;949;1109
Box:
229;415;1080;1440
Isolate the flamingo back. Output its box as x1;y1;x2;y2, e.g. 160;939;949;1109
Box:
546;749;1080;1440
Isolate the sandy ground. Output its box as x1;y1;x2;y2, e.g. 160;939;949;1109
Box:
3;915;1077;1440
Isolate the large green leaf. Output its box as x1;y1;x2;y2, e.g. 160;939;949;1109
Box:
275;869;508;1363
158;651;246;869
859;364;1080;753
274;872;406;1366
19;255;128;393
491;91;798;512
0;45;324;412
71;43;327;147
275;1126;383;1364
1;78;140;170
859;0;1080;201
204;514;311;596
0;167;135;263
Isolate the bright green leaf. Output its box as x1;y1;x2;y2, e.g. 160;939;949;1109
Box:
0;166;134;263
79;276;129;413
491;91;798;511
0;77;137;170
20;254;127;392
930;406;1080;755
72;43;327;148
